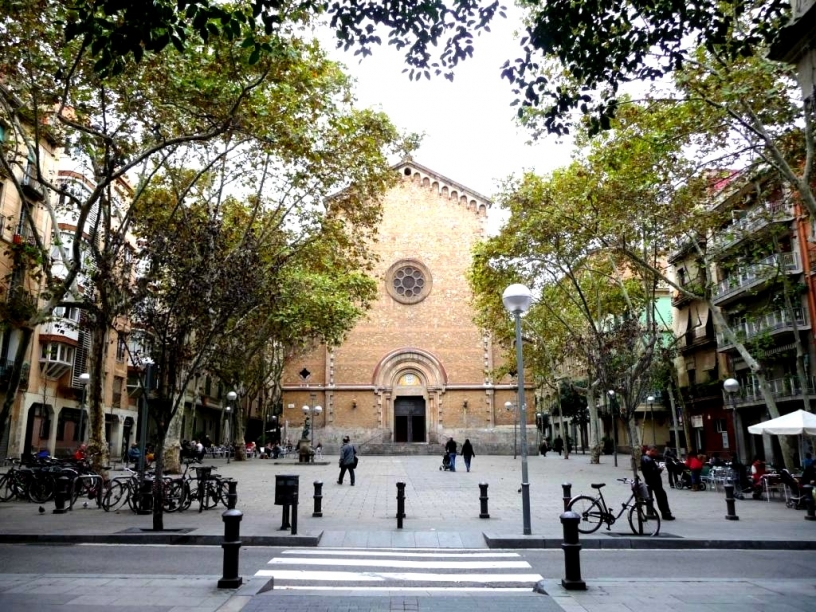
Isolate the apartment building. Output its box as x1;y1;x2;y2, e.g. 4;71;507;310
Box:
669;169;816;463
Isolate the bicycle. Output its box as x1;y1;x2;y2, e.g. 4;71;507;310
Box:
567;476;661;536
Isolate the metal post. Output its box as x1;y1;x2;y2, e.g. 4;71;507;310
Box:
724;484;739;521
513;403;518;460
562;482;572;512
77;382;88;444
137;365;152;480
53;475;70;514
513;312;532;535
217;509;243;589
137;477;153;515
396;481;406;529
803;484;815;521
479;482;490;518
560;511;586;590
226;480;238;510
313;480;323;517
197;466;212;514
288;489;298;535
280;504;291;530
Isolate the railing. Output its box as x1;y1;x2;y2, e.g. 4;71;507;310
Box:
21;163;45;201
712;252;799;303
717;308;810;347
729;375;816;405
709;201;793;253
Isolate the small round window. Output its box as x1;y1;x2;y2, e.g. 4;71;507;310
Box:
386;259;432;304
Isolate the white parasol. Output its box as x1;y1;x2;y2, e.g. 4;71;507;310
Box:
747;409;816;436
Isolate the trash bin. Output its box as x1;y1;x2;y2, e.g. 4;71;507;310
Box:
275;475;299;505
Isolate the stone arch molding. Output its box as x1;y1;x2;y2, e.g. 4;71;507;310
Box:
373;347;447;390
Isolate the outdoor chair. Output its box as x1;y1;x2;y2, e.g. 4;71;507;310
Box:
779;469;807;509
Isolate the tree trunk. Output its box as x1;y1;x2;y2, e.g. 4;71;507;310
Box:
626;416;641;477
667;385;684;456
588;387;602;463
152;432;166;531
88;325;110;476
162;406;183;474
0;327;33;456
232;405;247;461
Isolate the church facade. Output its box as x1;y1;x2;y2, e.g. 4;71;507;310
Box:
280;159;532;454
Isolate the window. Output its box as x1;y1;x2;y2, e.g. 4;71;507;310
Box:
385;259;433;305
116;335;126;362
40;342;75;364
715;418;728;433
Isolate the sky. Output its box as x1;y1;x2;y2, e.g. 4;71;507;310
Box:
322;8;575;228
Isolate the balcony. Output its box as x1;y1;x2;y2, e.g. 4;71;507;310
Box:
21;164;45;201
711;252;800;305
39;342;76;380
679;325;716;353
729;375;816;407
717;307;810;350
709;201;794;255
39;318;81;344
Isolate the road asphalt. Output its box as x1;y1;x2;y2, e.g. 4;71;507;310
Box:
1;453;814;610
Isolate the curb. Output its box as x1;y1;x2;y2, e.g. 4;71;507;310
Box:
0;532;322;547
483;534;816;550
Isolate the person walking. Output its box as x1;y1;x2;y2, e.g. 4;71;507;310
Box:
445;437;458;472
461;439;475;472
664;447;679;489
553;436;564;456
337;436;357;486
641;445;675;520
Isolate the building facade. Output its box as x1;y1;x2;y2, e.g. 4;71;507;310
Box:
280;159;532;453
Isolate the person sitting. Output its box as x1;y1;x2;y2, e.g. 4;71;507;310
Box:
271;442;281;459
128;443;141;467
73;443;88;461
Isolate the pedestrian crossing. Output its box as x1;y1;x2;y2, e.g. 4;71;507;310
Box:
254;548;543;592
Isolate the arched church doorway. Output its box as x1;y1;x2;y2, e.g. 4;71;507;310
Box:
394;396;426;442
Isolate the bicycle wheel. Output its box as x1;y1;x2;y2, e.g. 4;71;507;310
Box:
202;481;219;510
27;475;54;503
218;479;233;507
163;480;185;513
0;473;15;502
567;495;605;534
102;481;127;512
628;502;661;536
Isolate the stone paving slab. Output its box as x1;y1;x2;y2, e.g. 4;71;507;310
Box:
1;454;814;548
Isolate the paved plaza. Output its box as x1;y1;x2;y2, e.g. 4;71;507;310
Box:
1;453;815;612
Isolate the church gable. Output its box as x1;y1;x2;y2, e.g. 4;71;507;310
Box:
394;159;491;217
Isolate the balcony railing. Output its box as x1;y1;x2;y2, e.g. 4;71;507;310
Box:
21;163;45;201
709;201;793;254
717;308;810;348
729;375;816;406
712;252;799;304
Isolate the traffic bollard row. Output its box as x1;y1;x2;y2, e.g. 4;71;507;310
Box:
724;484;739;521
479;483;490;518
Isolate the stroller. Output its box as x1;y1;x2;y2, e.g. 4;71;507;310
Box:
668;457;708;491
439;451;452;471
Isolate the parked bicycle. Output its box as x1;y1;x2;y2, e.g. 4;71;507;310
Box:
567;476;661;536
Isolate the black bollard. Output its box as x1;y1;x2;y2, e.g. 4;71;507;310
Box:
137;478;153;515
313;481;323;518
217;509;243;589
560;510;586;591
562;482;572;512
53;475;70;514
724;484;739;521
226;480;238;510
479;483;490;519
290;489;298;536
396;481;406;529
804;485;815;521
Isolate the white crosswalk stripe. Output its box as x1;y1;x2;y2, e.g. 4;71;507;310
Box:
254;548;543;593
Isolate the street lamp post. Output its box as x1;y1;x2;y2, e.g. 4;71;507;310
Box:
608;390;618;467
504;401;518;459
302;400;323;448
226;391;237;464
503;283;533;535
723;378;741;463
77;373;90;444
646;395;656;446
